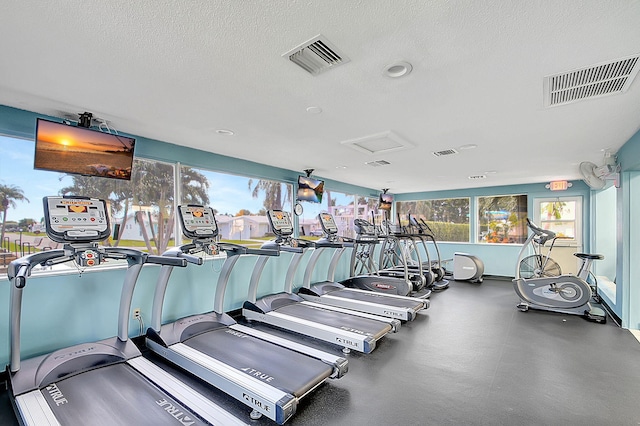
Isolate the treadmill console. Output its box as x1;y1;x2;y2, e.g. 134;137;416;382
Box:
318;212;338;235
267;210;293;237
178;205;218;239
354;219;376;236
44;196;110;243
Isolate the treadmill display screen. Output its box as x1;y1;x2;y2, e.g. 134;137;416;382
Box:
267;210;293;236
178;205;218;239
44;196;110;243
318;212;338;235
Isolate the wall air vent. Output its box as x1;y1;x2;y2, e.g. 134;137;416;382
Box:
544;54;640;107
284;35;350;75
432;149;459;157
365;160;391;167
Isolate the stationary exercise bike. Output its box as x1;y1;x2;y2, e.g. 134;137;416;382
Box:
512;218;606;323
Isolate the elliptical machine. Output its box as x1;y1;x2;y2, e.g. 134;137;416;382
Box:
512;218;606;323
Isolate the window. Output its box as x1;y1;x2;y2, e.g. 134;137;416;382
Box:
532;196;583;252
355;196;384;233
536;199;580;241
395;198;470;242
0;135;177;279
180;166;292;247
298;190;356;239
0;131;386;277
477;194;527;244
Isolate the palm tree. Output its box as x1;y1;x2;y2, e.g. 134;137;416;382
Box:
59;161;210;253
0;184;29;247
132;162;210;253
248;179;291;211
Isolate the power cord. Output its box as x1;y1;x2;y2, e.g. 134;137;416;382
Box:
136;315;144;337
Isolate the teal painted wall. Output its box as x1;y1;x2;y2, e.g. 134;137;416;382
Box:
617;128;640;172
395;181;593;277
2;104;639;369
604;127;640;327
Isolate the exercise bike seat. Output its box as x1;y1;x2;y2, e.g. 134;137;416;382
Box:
574;253;604;260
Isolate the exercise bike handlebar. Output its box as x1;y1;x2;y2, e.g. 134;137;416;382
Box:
526;218;556;244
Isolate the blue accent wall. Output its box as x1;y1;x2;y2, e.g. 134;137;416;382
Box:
612;125;640;327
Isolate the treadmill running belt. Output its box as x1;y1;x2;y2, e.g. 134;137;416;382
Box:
40;362;209;426
329;289;423;308
185;328;332;397
274;303;390;340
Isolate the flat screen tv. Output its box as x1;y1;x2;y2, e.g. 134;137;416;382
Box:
297;175;324;203
34;118;136;180
379;193;393;211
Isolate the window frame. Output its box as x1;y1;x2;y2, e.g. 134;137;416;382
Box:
476;193;528;245
395;197;471;243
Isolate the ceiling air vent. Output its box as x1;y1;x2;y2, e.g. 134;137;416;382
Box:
365;160;391;167
342;131;414;155
284;35;350;75
432;149;458;157
544;54;640;107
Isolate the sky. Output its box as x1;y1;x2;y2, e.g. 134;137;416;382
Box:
0;134;348;223
0;135;69;221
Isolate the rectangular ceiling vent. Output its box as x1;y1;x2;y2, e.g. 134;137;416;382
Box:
365;160;391;167
544;54;640;107
432;148;459;157
284;35;350;75
342;131;414;155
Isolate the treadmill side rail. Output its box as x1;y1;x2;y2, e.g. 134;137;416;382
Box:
299;290;416;321
243;308;377;353
147;339;297;424
299;300;402;332
15;391;60;426
229;324;349;378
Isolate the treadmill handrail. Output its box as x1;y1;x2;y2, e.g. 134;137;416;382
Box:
257;238;310;296
302;243;345;288
218;241;279;257
314;238;344;249
8;243;187;373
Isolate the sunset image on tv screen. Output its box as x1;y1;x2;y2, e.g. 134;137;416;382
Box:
34;119;135;180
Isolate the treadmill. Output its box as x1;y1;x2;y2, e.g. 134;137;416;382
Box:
7;196;245;426
146;204;347;425
295;212;429;321
243;210;400;355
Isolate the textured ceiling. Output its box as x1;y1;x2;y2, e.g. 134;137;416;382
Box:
1;1;640;194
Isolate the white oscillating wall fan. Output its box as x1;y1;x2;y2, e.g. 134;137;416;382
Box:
579;153;619;189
